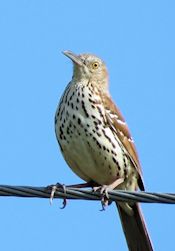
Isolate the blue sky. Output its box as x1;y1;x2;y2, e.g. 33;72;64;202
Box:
0;1;175;250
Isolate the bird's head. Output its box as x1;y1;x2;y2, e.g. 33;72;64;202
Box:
63;50;109;92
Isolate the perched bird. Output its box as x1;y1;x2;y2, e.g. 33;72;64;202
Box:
55;50;153;251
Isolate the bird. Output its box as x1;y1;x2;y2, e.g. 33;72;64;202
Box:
55;50;153;251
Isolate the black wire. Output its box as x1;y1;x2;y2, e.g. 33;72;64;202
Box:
0;185;175;204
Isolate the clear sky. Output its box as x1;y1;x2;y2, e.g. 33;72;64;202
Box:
0;1;175;250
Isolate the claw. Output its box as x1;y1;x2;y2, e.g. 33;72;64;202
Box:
60;184;67;209
92;185;111;211
100;198;109;211
92;178;125;211
50;184;57;205
100;185;111;210
47;183;67;208
47;181;97;209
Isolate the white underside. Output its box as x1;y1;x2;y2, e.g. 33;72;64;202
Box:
56;81;138;191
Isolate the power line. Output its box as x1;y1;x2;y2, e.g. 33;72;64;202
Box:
0;185;175;204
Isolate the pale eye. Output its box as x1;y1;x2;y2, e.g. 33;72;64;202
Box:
92;62;99;69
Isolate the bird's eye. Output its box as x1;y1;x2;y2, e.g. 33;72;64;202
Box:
92;62;99;69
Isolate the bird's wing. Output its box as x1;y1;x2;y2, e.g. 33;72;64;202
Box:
103;95;144;190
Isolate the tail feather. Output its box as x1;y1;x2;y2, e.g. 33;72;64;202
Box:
116;203;153;251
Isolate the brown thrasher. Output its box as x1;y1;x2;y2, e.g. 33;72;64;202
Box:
55;50;153;251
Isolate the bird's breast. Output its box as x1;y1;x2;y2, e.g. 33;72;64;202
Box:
55;81;137;187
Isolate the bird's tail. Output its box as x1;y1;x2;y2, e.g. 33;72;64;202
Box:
116;202;153;251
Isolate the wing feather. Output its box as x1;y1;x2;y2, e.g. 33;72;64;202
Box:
103;95;144;190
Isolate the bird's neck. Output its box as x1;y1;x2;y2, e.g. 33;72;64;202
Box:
72;76;110;97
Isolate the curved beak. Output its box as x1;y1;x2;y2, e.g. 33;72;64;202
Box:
63;50;83;66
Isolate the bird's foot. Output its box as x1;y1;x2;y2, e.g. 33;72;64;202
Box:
93;178;124;211
47;183;67;209
93;185;112;210
47;181;97;209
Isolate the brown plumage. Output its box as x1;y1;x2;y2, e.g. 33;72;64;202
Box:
103;95;145;191
55;50;153;251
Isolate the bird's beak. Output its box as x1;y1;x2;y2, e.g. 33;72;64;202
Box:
63;50;83;66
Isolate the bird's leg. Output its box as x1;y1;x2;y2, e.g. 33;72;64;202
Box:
66;180;97;188
47;181;97;208
93;178;124;210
